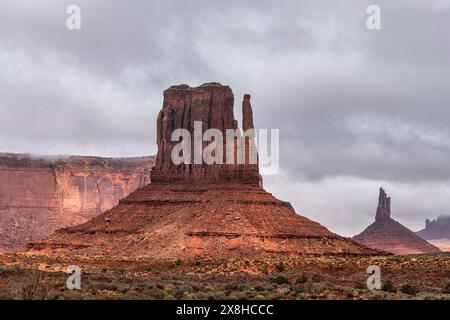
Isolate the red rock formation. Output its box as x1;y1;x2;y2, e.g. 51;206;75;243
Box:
353;188;441;255
375;188;391;221
151;83;259;184
0;154;154;250
31;83;379;258
242;94;254;132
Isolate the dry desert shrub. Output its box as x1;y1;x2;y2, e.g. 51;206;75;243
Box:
7;269;53;300
382;279;396;293
400;284;419;296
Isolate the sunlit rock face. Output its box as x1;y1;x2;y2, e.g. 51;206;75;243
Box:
30;83;379;258
0;153;154;250
353;188;441;255
152;83;260;184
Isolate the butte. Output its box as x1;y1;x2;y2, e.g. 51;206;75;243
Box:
353;188;441;255
30;83;378;258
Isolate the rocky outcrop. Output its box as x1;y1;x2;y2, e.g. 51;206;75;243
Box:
375;188;391;221
242;94;254;131
151;83;259;184
31;83;379;258
416;216;450;251
353;188;441;255
417;216;450;240
0;154;154;250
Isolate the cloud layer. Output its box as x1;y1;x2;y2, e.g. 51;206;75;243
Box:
1;0;450;235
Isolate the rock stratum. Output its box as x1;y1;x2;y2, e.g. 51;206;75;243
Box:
353;188;441;255
0;153;154;250
31;83;379;258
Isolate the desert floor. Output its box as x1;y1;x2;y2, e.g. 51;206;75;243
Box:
0;253;448;300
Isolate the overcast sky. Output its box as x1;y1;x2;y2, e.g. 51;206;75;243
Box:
1;0;450;236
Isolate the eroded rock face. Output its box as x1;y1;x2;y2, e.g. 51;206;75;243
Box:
0;153;154;250
375;188;391;221
353;188;441;255
31;83;380;258
152;83;259;184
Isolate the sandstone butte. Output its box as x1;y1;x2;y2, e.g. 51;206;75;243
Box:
417;216;450;240
30;83;379;258
0;153;154;250
416;216;450;252
353;188;441;255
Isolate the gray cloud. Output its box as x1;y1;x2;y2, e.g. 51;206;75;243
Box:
1;0;450;234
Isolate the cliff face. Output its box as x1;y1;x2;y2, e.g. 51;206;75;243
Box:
0;153;154;250
353;188;441;255
152;83;259;184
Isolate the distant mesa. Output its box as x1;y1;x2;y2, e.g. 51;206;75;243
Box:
417;216;450;240
29;83;379;258
353;188;441;255
416;216;450;252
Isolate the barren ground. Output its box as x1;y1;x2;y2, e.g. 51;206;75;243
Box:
0;253;448;300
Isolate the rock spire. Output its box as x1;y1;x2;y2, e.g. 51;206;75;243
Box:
375;188;391;221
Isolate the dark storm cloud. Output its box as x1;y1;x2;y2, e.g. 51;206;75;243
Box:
1;0;450;234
